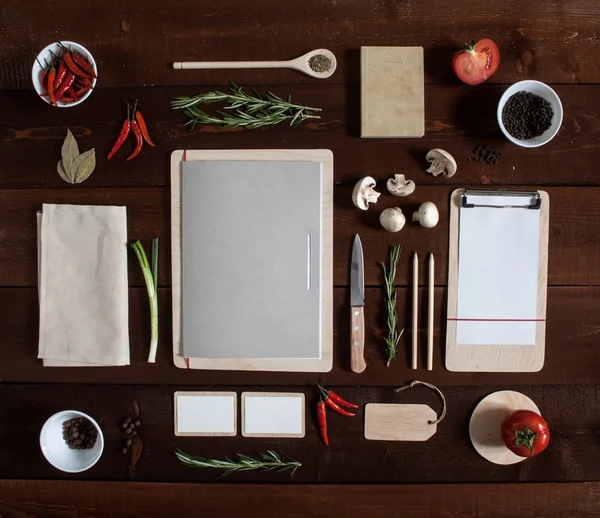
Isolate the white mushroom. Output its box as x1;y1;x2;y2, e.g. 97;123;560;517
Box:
426;149;457;178
380;207;406;232
352;176;380;210
386;174;416;197
412;202;439;228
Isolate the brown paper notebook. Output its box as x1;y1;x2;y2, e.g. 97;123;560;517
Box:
360;46;424;138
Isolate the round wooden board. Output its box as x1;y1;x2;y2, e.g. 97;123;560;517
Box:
469;390;541;465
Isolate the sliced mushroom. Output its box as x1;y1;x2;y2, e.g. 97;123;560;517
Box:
386;174;416;197
380;207;406;232
426;149;457;178
352;176;380;210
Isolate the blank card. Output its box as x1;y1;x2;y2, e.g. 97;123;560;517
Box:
174;392;237;436
241;392;305;438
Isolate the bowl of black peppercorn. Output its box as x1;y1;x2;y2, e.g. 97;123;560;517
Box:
497;80;563;148
40;410;104;473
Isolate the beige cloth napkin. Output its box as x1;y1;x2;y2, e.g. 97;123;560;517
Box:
38;204;130;366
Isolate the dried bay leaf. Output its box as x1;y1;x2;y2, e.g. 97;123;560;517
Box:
70;149;96;184
61;129;79;173
57;159;74;184
128;434;143;474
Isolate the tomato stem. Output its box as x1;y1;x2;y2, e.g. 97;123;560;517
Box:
513;425;538;453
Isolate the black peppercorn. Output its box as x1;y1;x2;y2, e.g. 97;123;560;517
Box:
502;91;553;140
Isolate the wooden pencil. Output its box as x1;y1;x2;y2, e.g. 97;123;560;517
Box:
427;253;434;371
412;252;418;369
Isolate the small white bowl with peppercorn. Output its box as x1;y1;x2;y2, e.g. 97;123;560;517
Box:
40;410;104;473
497;80;563;148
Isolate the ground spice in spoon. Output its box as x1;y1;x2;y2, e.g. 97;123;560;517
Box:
308;54;332;73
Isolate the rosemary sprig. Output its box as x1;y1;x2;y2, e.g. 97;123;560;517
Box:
175;449;301;478
381;244;404;366
171;81;321;130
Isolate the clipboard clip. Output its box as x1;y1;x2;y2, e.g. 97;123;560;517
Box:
461;189;541;210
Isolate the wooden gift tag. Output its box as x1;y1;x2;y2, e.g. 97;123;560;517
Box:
241;392;305;438
364;403;437;441
174;391;237;437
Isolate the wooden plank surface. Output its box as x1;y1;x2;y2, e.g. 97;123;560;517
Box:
1;185;598;287
1;286;600;386
2;0;600;89
1;85;600;189
1;480;599;518
0;383;599;483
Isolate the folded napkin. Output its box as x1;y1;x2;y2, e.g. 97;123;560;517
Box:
38;204;130;366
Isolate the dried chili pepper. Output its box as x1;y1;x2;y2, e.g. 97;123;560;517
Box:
317;399;329;446
47;67;57;106
55;71;76;101
126;119;144;161
135;111;155;147
323;397;355;416
108;104;131;160
318;383;359;409
63;52;91;78
71;54;96;78
53;60;67;90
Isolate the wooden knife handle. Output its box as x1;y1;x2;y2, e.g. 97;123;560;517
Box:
350;306;366;373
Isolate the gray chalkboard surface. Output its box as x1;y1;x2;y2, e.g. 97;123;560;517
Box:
181;160;323;359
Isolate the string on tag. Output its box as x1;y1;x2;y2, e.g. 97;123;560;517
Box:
394;380;446;425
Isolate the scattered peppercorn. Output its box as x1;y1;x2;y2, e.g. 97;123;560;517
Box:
502;91;553;140
134;420;141;427
126;439;132;446
467;145;502;165
121;447;128;454
62;418;98;450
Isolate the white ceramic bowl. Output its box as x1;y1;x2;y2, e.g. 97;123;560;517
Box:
32;41;97;107
497;80;563;148
40;410;104;473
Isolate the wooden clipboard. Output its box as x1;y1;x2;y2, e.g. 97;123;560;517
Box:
446;189;549;372
170;149;333;372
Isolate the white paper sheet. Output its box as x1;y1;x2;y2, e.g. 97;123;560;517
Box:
456;194;540;345
176;394;236;434
243;394;304;436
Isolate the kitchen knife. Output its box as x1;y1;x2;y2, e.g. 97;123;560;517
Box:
350;234;366;373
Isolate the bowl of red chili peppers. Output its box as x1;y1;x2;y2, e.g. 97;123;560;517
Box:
32;41;97;107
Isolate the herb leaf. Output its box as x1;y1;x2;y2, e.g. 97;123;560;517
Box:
73;149;96;183
381;245;404;366
61;129;79;175
57;159;73;184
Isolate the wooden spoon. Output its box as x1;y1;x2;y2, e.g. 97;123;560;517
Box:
172;49;337;79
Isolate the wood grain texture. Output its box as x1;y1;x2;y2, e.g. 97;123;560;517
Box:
2;0;600;89
0;480;599;518
1;185;600;288
1;286;600;386
0;383;599;483
350;305;366;373
2;85;600;189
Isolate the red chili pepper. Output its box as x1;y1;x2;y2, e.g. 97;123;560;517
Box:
324;396;355;417
107;105;131;160
53;60;67;90
318;383;359;409
68;86;79;101
55;71;76;101
63;52;91;78
71;54;96;78
317;399;328;446
61;95;74;102
74;85;91;97
47;67;57;106
126;120;144;161
135;111;155;147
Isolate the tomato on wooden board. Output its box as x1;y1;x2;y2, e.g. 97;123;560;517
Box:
501;410;550;458
452;38;500;85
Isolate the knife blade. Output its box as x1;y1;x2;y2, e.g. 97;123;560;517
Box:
350;234;366;373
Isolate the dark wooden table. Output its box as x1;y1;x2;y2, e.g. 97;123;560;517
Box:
2;0;600;516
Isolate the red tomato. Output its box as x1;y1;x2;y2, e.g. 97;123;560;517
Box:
501;410;549;458
452;38;500;85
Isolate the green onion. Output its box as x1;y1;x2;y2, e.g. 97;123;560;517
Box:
130;239;159;363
